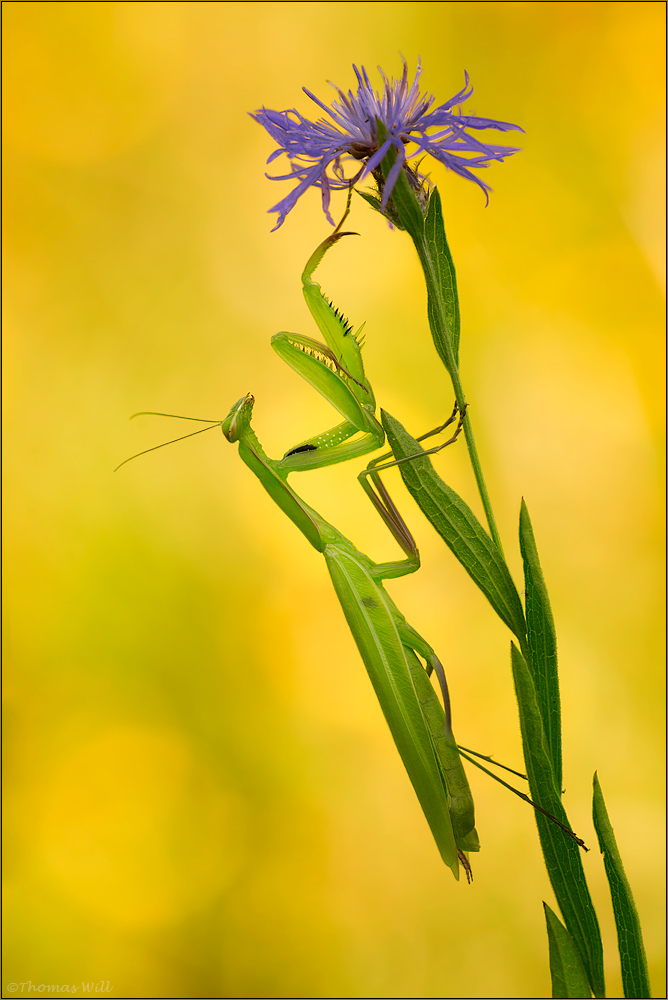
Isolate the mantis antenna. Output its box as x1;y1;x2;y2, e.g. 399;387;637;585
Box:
114;412;223;472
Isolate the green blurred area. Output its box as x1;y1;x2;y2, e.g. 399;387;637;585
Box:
3;2;664;997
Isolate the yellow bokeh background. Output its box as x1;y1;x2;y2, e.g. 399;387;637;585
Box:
4;3;664;997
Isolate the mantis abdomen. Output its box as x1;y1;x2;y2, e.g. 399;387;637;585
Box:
324;542;465;877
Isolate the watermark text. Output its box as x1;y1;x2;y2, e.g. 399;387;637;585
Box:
6;983;112;994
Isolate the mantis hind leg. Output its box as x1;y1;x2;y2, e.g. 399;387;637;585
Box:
359;402;466;481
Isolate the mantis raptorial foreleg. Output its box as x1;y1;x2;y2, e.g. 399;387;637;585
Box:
270;194;384;472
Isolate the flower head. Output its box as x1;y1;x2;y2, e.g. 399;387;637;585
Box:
251;59;523;230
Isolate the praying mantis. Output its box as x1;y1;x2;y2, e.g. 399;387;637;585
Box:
121;210;585;880
120;209;480;879
221;216;480;881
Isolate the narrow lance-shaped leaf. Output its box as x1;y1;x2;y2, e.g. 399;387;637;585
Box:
520;499;562;793
593;773;651;999
422;187;461;367
378;142;460;378
511;643;605;998
544;902;593;999
382;409;527;647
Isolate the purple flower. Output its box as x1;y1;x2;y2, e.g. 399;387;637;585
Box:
251;59;523;230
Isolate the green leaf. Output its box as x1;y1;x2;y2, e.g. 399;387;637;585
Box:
373;131;460;380
382;409;527;645
544;903;593;998
511;644;605;998
519;499;563;793
593;773;651;998
422;188;461;367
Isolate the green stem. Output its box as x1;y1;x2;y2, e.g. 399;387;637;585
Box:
451;368;504;557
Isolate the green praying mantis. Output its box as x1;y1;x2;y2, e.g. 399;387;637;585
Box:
224;216;480;881
221;231;480;878
120;211;479;879
120;209;583;880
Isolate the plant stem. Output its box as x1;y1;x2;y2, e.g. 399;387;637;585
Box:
450;367;504;556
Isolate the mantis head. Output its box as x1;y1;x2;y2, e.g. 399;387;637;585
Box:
221;393;255;443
